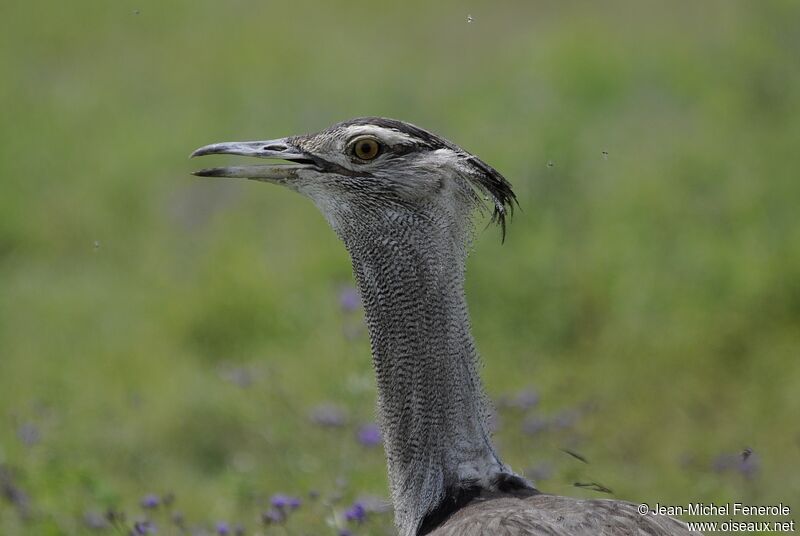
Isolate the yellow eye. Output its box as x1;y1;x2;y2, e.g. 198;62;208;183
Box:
352;137;381;161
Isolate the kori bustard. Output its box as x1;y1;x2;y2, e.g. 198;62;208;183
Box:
192;117;700;536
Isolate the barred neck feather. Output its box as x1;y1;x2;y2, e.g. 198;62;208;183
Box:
327;196;529;536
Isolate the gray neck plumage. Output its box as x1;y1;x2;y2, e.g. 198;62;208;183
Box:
333;202;521;536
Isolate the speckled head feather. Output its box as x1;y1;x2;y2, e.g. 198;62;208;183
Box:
328;117;518;240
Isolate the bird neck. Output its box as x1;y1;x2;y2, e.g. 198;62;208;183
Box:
340;211;514;535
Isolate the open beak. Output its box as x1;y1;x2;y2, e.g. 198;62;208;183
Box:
190;138;319;182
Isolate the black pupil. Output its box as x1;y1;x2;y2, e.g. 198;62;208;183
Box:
359;142;373;155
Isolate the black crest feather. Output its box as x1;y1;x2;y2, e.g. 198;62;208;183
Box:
461;153;518;242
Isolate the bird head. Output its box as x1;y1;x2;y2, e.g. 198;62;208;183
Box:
191;117;516;240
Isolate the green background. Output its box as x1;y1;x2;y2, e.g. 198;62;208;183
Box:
1;1;798;534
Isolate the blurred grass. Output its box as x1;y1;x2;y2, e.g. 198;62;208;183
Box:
1;0;799;534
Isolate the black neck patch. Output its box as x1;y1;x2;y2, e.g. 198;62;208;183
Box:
417;475;540;535
417;484;484;536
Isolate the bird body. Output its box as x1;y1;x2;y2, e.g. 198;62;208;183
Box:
192;117;700;536
430;494;698;535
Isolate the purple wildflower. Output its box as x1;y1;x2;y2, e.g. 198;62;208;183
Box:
344;501;367;523
83;510;109;530
0;466;30;515
712;453;735;473
712;451;760;478
262;508;285;524
353;495;392;514
338;287;360;312
133;520;157;535
521;415;548;435
514;388;540;409
309;404;348;427
740;453;760;478
270;494;301;510
17;423;40;447
270;494;289;508
551;409;579;429
218;365;253;388
338;530;353;536
357;423;382;447
139;494;160;509
216;521;230;535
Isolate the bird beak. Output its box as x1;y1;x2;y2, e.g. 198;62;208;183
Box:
190;138;318;182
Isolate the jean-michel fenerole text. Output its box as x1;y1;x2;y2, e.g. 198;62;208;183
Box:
650;503;792;517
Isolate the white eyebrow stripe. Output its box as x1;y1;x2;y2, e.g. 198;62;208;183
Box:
341;125;418;145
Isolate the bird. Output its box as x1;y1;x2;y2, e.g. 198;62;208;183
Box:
191;117;701;536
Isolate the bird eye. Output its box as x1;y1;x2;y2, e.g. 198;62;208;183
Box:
351;137;381;161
